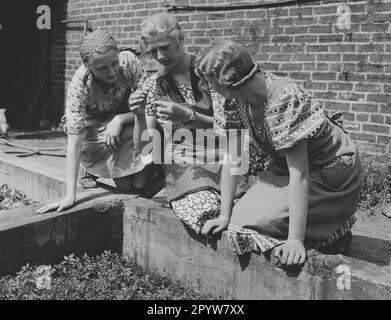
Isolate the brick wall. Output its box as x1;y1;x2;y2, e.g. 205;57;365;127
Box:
50;0;391;154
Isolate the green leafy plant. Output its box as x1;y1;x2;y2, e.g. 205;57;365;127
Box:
0;251;211;300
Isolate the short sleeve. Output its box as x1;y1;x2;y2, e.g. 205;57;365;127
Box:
119;51;147;90
63;65;89;135
141;74;159;118
266;82;325;151
213;96;248;137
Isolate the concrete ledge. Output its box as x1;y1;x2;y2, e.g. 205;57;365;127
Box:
123;198;391;300
0;191;135;276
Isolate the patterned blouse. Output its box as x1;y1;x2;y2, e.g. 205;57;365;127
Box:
63;51;146;135
213;71;332;159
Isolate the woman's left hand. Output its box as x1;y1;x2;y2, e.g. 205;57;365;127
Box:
273;239;306;266
201;216;230;237
152;100;192;123
100;116;123;152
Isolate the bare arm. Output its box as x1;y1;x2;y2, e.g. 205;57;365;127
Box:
36;133;82;213
274;141;308;265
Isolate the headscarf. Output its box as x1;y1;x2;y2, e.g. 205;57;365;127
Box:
79;29;119;63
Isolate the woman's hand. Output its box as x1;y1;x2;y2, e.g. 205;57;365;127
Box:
100;116;123;152
129;89;147;117
201;216;230;237
36;196;75;214
152;100;192;123
273;239;306;266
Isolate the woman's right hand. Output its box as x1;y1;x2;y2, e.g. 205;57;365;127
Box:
201;215;230;238
129;89;147;116
36;196;75;214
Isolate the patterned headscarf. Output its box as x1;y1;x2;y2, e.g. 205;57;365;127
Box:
79;29;119;63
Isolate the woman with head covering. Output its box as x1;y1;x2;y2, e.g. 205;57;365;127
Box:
133;13;248;234
195;39;362;266
37;30;159;214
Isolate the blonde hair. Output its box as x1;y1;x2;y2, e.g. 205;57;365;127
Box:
139;13;184;52
195;39;259;88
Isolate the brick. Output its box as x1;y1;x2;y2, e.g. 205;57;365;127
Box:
288;72;311;80
313;5;337;15
350;34;372;42
208;13;226;20
371;114;384;124
302;63;316;71
357;114;369;122
309;25;333;34
373;33;391;42
313;91;338;100
295;17;317;25
206;29;222;37
338;92;365;102
285;26;308;34
329;44;356;52
261;63;280;71
280;64;303;71
269;54;292;62
384;85;391;93
368;13;391;23
267;8;289;18
361;23;389;32
226;11;245;19
264;27;285;35
304;81;327;91
355;83;382;93
324;102;350;112
307;45;329;52
386;116;391;125
362;124;390;134
343;54;368;62
318;16;337;24
281;44;305;53
245;11;265;19
292;54;315;62
377;135;391;145
367;94;391;104
319;34;343;43
312;72;336;81
290;7;313;16
352;104;379;113
367;74;391;83
190;14;207;22
342;112;355;121
189;30;205;37
328;83;353;91
273;17;295;26
358;44;385;53
380;106;391;114
350;133;377;143
271;36;293;43
317;54;341;62
295;35;317;43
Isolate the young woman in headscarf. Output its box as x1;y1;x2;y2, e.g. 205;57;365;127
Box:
37;30;158;214
132;13;249;234
195;39;362;266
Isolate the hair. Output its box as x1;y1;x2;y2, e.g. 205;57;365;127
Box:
195;39;259;89
139;12;184;52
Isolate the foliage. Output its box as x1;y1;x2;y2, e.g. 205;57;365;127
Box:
0;251;209;300
0;184;34;211
358;153;391;211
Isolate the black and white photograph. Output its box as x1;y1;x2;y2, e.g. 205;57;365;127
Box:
0;0;390;305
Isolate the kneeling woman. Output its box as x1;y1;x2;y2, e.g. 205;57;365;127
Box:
196;40;362;266
37;30;155;214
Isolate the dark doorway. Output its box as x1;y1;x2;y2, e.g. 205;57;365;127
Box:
0;0;48;129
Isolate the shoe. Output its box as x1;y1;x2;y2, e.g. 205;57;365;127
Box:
80;171;98;189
